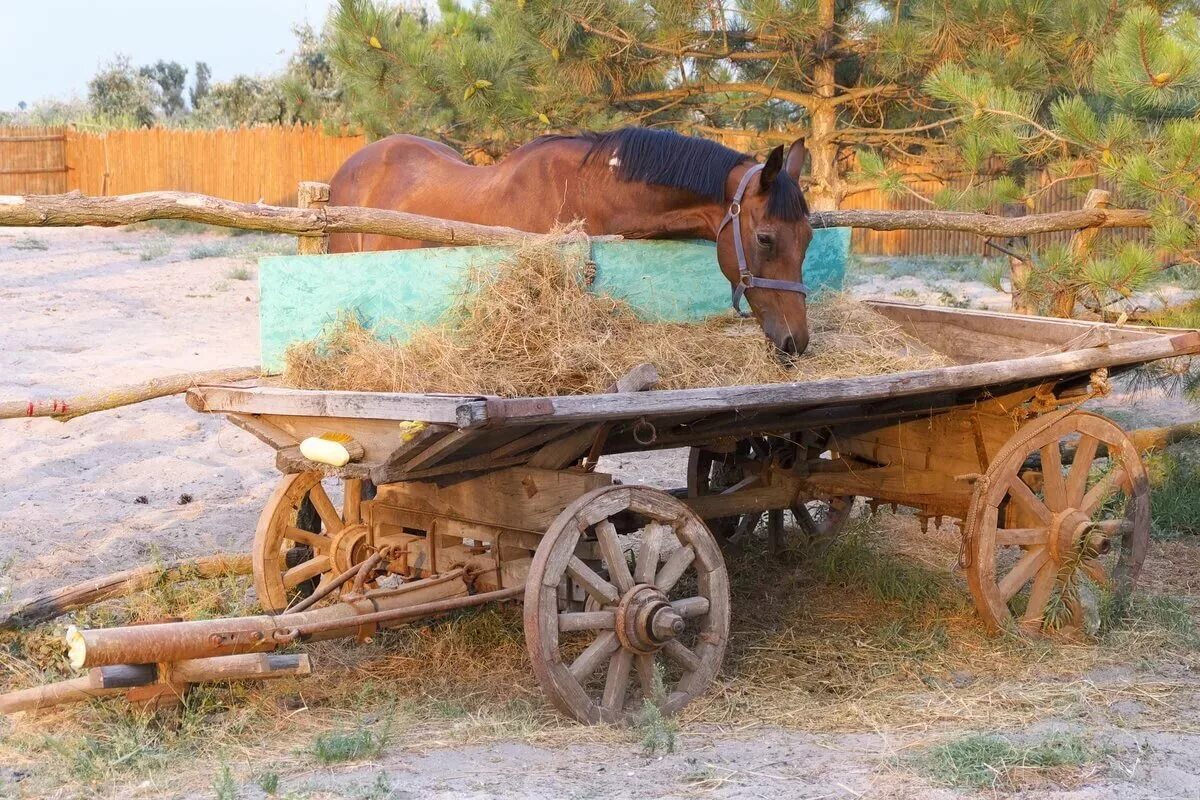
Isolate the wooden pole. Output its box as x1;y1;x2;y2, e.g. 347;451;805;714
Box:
296;181;330;255
0;553;253;629
1052;189;1111;318
0;365;260;422
0;654;311;714
0;191;612;246
0;190;1152;241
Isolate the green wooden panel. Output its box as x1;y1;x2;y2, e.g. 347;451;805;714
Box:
259;230;849;373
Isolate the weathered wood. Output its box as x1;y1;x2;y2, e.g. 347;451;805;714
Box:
0;190;1152;241
528;364;661;470
0;654;312;714
0;366;259;421
810;206;1151;236
296;181;330;255
0;190;621;246
490;330;1200;425
187;384;489;426
371;466;611;534
0;553;253;629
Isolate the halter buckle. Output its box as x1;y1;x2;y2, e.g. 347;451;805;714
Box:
727;201;741;217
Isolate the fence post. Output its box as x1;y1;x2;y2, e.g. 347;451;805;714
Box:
296;181;330;255
1051;189;1110;318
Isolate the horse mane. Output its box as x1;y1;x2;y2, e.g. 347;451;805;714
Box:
540;127;808;219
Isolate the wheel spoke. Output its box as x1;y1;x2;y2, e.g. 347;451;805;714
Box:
595;521;634;593
655;545;695;593
1066;436;1100;507
635;653;661;703
602;648;633;714
995;527;1050;547
307;482;344;535
999;547;1049;601
1021;564;1057;630
558;611;616;632
1007;477;1052;526
569;631;620;683
282;555;330;588
634;523;666;584
1081;468;1127;517
792;504;818;537
343;479;362;525
662;639;701;673
671;596;710;618
1040;443;1067;512
284;526;332;552
567;557;620;606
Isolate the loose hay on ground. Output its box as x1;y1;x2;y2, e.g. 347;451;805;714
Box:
283;227;948;396
4;513;1198;799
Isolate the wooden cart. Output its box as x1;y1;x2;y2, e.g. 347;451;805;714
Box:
177;301;1200;724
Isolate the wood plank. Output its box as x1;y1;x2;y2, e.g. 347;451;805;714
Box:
396;428;481;472
372;466;611;533
187;385;488;426
481;332;1200;425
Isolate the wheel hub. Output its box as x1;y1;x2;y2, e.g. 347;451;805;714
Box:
329;522;372;575
614;584;684;654
1047;508;1110;564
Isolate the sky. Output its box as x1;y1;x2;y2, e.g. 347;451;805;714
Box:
0;0;339;111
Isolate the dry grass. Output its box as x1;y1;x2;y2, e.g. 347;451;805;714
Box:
283;227;948;397
2;514;1198;797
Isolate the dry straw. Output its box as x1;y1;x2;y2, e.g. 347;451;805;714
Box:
283;226;948;396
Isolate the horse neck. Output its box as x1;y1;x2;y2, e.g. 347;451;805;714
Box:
581;183;725;241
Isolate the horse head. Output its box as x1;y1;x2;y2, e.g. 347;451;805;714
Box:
715;139;812;357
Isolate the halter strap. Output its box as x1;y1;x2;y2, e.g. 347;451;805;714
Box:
717;163;809;318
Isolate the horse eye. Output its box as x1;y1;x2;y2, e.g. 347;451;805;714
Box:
756;232;774;248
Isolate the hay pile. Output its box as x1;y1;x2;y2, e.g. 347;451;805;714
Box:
283;227;948;397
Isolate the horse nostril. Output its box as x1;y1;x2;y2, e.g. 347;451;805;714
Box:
781;336;797;356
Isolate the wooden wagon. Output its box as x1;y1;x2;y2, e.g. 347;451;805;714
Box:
102;300;1193;724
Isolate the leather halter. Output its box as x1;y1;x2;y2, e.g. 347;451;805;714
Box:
716;163;810;318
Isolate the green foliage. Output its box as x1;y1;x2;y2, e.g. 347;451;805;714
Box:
212;764;236;800
256;770;280;795
139;60;189;117
914;733;1096;789
87;54;158;127
1146;446;1200;538
309;725;387;764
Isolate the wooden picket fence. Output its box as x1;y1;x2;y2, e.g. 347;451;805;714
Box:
0;125;366;207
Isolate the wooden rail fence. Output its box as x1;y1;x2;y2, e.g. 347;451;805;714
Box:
0;125;1153;255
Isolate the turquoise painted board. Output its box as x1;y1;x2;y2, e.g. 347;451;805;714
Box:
259;230;850;373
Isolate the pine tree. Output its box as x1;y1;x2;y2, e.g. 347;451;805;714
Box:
916;1;1200;316
326;0;945;206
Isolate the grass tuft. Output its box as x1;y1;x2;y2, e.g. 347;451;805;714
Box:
212;764;236;800
256;770;280;795
310;725;387;765
913;733;1096;789
138;238;171;261
11;234;49;251
1146;447;1200;539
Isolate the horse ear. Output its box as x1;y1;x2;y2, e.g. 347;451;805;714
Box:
784;138;807;180
760;145;785;190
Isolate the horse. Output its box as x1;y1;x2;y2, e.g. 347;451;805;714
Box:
328;128;814;355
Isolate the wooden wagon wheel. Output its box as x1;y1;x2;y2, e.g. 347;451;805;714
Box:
524;485;730;724
253;472;371;613
966;411;1150;636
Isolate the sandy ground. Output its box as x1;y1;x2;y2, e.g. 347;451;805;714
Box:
3;228;1200;799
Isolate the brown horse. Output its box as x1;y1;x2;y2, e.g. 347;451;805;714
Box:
328;128;814;354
